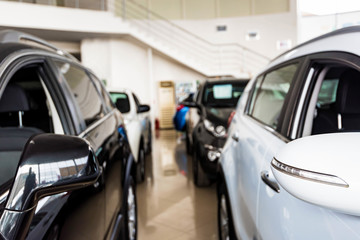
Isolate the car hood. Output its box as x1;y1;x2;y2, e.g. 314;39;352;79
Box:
204;107;233;127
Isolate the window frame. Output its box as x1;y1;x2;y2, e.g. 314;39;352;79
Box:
52;59;107;132
0;56;73;134
244;57;306;140
88;72;115;113
289;52;360;139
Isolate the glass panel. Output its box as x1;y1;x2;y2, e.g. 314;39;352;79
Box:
317;79;339;107
110;92;131;113
54;61;104;126
202;82;247;108
250;63;298;129
90;74;114;112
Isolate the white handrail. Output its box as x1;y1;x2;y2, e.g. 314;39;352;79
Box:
109;0;270;77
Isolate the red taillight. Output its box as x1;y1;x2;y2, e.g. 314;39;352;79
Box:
176;104;184;111
227;111;236;128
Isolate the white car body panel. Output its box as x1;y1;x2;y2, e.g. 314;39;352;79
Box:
109;88;151;163
219;27;360;240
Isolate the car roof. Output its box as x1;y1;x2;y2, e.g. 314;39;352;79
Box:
0;29;78;63
268;26;360;69
109;88;132;95
204;78;249;85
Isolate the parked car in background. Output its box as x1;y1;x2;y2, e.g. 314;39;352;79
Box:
110;89;152;183
0;30;137;240
218;26;360;240
173;93;193;132
182;78;249;187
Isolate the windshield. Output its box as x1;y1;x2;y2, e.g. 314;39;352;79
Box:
202;82;246;107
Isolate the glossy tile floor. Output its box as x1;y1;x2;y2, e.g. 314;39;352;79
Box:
137;130;218;240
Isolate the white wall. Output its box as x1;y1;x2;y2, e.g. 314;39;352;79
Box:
172;0;298;59
81;37;205;118
299;11;360;43
174;12;296;59
0;1;127;35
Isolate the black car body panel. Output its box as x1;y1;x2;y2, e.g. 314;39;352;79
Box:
0;31;135;240
185;78;249;181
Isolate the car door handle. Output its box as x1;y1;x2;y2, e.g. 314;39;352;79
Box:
232;132;239;142
261;171;280;193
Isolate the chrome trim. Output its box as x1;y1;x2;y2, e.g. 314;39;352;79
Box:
0;190;9;205
231;132;239;142
271;158;349;188
291;68;314;139
79;109;116;138
244;115;290;143
337;113;342;130
260;171;280;193
0;49;71;88
204;144;222;152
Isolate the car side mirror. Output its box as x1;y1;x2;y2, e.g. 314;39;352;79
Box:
181;101;198;108
115;98;130;114
271;133;360;216
138;104;150;113
0;133;100;240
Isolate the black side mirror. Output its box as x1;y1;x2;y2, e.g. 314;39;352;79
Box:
138;104;150;113
0;134;100;240
181;101;200;109
115;98;130;113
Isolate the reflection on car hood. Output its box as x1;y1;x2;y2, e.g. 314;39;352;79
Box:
205;107;233;127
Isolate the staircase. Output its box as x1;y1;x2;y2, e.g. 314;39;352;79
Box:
109;0;270;78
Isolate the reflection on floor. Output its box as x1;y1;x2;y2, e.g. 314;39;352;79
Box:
138;130;218;240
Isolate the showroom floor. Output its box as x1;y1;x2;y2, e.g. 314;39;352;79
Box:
137;130;218;240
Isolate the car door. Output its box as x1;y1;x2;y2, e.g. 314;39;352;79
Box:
0;55;77;240
227;61;303;240
52;60;124;239
0;54;111;239
257;53;360;240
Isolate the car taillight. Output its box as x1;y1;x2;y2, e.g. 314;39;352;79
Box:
227;111;236;128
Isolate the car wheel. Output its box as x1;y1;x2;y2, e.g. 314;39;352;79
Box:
218;181;237;240
136;146;145;183
192;147;210;187
124;177;137;240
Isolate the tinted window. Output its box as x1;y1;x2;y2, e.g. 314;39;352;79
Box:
54;62;104;126
202;82;246;107
110;92;130;113
0;65;63;192
249;64;298;129
90;74;114;112
317;79;339;107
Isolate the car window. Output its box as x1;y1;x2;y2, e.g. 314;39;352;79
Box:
0;64;64;190
317;79;338;107
90;73;114;112
202;82;246;108
248;63;298;129
110;92;131;113
310;65;360;135
54;61;105;126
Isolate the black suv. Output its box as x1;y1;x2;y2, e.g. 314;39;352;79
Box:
0;30;137;240
183;79;248;187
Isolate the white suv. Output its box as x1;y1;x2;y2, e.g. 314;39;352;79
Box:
218;26;360;240
110;89;152;183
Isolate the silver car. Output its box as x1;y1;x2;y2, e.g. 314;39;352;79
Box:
218;26;360;240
